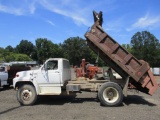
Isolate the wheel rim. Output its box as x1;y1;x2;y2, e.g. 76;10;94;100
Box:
103;87;119;103
21;89;33;101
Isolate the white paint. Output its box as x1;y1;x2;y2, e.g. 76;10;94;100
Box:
152;68;160;75
0;66;9;86
39;86;61;95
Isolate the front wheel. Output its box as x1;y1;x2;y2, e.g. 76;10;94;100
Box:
17;84;37;106
98;82;123;106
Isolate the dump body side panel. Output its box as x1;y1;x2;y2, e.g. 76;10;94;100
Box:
85;20;159;95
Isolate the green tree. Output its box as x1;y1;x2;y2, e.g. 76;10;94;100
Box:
130;31;160;67
5;45;15;52
13;53;32;61
36;38;60;64
0;47;5;62
0;45;32;62
88;49;106;66
0;48;10;62
16;40;36;59
51;43;64;58
61;37;90;66
61;36;106;66
4;53;32;62
122;44;132;53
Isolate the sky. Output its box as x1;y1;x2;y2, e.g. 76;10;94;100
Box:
0;0;160;48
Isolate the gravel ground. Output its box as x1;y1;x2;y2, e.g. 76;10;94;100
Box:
0;80;160;120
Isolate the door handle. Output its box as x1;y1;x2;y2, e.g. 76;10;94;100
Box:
55;71;59;73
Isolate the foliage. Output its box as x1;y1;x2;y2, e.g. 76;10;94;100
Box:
36;38;62;64
0;47;5;62
130;31;160;67
61;37;106;66
0;50;32;62
16;40;37;60
88;49;107;66
13;53;32;61
0;46;32;62
5;45;15;52
61;37;88;65
122;44;132;53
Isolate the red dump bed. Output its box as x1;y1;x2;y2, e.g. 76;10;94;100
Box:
85;11;159;95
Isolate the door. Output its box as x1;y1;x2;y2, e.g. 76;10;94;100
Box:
36;60;61;86
35;60;61;95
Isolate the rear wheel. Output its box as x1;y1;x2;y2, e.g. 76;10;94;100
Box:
17;84;37;106
98;82;123;106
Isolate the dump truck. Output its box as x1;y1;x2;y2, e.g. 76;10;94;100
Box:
13;11;159;107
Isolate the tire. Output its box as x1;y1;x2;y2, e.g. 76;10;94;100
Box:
98;82;123;106
17;84;37;106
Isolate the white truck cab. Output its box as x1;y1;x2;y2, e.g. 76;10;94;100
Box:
13;58;71;105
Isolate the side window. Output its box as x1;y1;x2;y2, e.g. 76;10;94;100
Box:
63;60;70;69
47;60;58;70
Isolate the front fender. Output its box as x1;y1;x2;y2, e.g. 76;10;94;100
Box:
13;77;40;95
13;76;31;88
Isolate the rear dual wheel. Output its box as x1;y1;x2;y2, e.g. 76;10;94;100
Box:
98;82;123;106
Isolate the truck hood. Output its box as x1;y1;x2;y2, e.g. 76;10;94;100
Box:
13;70;39;88
16;69;39;78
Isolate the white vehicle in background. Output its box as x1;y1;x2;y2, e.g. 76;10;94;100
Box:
0;62;31;87
0;65;8;87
